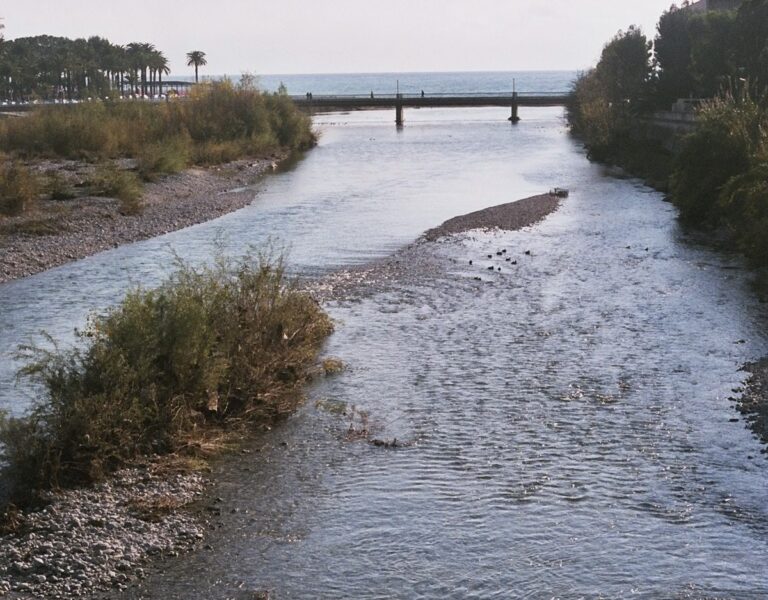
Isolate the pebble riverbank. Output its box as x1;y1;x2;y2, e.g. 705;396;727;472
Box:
0;155;286;284
739;359;768;450
0;464;206;599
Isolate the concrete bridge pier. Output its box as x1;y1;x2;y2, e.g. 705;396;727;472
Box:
508;92;520;124
395;93;404;127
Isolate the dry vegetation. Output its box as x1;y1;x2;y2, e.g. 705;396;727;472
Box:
0;81;315;218
0;251;334;506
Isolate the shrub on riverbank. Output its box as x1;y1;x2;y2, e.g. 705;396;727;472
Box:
669;89;768;264
0;162;38;216
91;164;144;215
137;134;192;181
0;82;315;171
670;90;763;225
0;253;333;504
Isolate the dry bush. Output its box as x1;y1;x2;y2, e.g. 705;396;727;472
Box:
0;162;39;216
0;252;333;505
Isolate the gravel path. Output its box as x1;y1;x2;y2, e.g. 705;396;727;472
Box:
0;155;286;284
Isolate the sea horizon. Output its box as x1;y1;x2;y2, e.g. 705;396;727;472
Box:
166;70;579;96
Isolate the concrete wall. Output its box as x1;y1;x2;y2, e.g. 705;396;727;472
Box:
637;112;697;153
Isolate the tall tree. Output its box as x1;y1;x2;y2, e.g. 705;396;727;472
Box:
689;11;737;97
654;6;695;106
126;42;156;96
733;0;768;83
148;50;170;96
568;27;653;160
186;50;207;84
596;26;653;106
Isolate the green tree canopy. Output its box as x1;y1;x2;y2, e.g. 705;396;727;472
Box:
733;0;768;83
596;26;653;105
0;35;171;101
654;6;695;105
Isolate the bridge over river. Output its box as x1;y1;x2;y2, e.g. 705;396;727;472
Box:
291;91;572;125
0;90;572;125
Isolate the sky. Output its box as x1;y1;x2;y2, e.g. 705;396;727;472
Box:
3;0;677;76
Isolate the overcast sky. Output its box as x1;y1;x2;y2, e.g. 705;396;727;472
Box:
3;0;676;75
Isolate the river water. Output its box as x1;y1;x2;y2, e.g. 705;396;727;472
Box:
2;104;768;598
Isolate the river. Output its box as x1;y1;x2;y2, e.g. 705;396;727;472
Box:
2;104;768;598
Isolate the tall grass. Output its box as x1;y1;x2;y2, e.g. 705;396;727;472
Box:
0;83;315;216
0;81;315;168
0;253;333;504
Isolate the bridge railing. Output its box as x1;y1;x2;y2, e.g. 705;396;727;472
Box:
290;91;570;100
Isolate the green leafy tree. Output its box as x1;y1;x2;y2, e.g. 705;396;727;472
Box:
654;6;695;106
733;0;768;83
597;26;653;105
568;27;652;160
150;51;170;96
689;11;737;97
186;50;207;84
0;34;165;101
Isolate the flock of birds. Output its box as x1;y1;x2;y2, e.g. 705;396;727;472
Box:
468;247;532;280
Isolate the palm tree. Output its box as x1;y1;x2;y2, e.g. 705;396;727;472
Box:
147;50;169;96
125;43;143;95
155;53;170;96
186;50;207;84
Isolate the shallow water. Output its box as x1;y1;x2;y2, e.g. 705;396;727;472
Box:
0;106;565;414
2;106;768;598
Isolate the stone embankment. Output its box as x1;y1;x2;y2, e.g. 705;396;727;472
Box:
0;155;285;284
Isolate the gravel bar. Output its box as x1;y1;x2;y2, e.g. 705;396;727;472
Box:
422;193;561;241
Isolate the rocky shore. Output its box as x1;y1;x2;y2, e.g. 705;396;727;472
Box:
0;155;286;284
0;463;206;599
738;359;768;449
